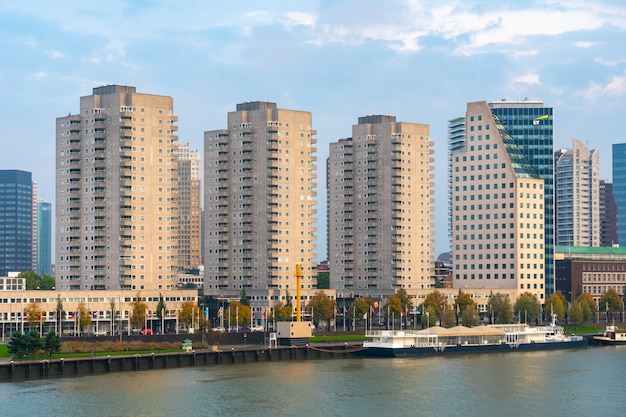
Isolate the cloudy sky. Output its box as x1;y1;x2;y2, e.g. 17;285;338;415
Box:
2;0;626;259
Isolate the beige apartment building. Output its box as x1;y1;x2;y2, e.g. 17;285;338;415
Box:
203;101;318;319
56;85;179;292
450;101;546;302
554;139;600;247
176;142;202;271
328;115;435;300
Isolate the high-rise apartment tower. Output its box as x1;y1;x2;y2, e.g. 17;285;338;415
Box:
56;85;179;291
328;115;434;299
554;139;599;246
203;101;318;302
176;142;202;271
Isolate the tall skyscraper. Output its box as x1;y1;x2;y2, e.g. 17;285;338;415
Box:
36;200;52;276
599;179;618;247
56;85;179;291
0;170;33;276
612;143;626;246
489;100;555;296
31;181;38;273
450;101;545;302
175;142;202;271
203;101;318;304
328;115;434;299
448;116;466;249
554;139;600;246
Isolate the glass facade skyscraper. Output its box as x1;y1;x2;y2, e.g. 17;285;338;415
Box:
612;143;626;246
0;170;33;276
36;201;52;276
488;101;555;296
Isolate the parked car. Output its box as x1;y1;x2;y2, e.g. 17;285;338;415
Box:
249;325;264;332
93;329;107;336
212;327;226;332
140;328;153;335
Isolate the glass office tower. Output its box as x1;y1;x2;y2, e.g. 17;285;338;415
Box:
612;143;626;246
0;170;33;276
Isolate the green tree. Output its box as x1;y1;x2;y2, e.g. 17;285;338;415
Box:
156;293;166;333
460;303;479;327
9;330;43;358
285;290;293;307
513;292;542;324
55;295;65;336
109;298;117;334
423;305;438;327
487;293;513;324
130;294;148;330
8;332;28;358
239;289;250;307
40;275;55;290
574;293;595;322
44;330;62;357
306;291;337;325
18;271;41;290
545;291;567;322
316;271;330;289
599;288;623;311
568;302;584;325
25;330;44;358
181;282;197;289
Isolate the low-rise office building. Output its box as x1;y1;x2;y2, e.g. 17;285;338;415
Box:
0;277;198;338
555;245;626;304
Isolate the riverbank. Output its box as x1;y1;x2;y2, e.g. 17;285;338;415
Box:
0;342;364;382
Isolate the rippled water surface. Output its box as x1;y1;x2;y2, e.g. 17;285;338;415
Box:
1;346;624;417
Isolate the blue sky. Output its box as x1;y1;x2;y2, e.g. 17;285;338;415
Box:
2;0;626;259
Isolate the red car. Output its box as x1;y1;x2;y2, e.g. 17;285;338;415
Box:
140;329;153;335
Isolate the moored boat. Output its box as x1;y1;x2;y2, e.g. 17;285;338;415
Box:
593;323;626;345
361;314;587;357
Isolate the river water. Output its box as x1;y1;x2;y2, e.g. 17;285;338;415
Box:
1;346;623;417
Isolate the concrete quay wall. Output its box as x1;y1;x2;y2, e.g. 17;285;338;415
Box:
0;343;362;382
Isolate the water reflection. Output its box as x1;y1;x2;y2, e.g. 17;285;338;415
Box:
1;348;624;417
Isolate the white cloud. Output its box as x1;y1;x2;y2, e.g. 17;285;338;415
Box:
581;72;626;98
512;73;541;86
594;57;626;67
575;41;599;48
48;50;64;59
284;12;316;28
31;71;47;80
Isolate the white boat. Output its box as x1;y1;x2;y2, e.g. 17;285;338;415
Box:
593;323;626;345
361;314;587;357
